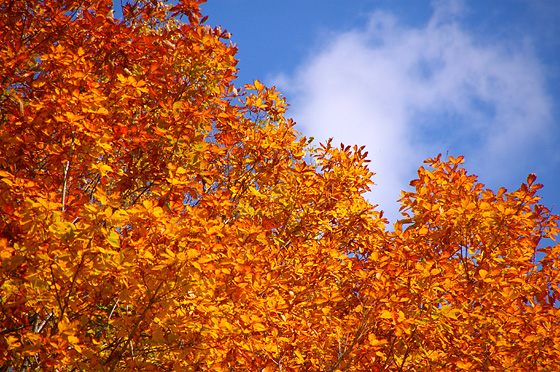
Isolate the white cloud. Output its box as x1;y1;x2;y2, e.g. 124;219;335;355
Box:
273;0;553;224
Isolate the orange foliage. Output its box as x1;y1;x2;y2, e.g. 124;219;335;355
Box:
1;1;559;371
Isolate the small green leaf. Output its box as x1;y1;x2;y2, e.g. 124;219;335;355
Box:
107;229;120;248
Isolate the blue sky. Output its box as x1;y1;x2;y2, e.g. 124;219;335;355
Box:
201;0;560;224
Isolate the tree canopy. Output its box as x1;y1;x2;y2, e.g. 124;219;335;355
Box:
1;0;559;371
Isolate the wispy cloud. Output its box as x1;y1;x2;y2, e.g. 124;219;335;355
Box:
273;0;554;223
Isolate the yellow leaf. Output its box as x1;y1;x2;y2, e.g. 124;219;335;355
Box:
0;245;13;259
456;361;473;369
380;310;393;319
106;229;120;248
198;255;213;264
294;349;305;363
26;333;42;345
357;270;368;280
6;335;21;349
368;334;388;347
254;80;264;91
253;323;267;332
98;164;112;176
0;176;14;186
524;334;538;342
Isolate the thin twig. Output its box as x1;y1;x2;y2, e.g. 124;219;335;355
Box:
108;298;119;321
62;136;76;213
107;281;165;372
34;311;53;333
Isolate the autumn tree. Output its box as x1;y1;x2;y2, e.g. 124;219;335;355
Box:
1;0;559;371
